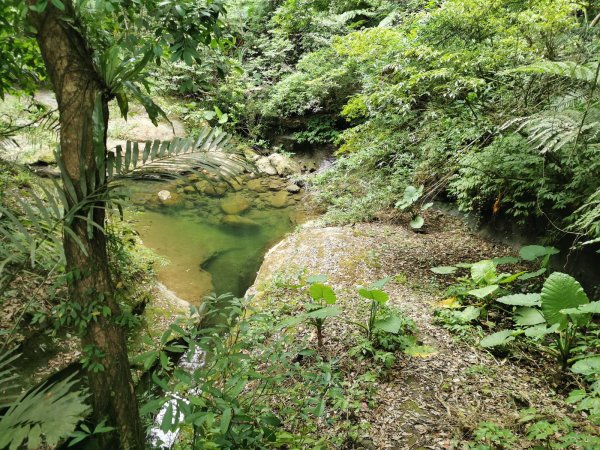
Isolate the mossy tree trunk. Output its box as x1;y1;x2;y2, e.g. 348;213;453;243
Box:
27;2;144;448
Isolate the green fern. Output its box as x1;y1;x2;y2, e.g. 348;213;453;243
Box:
571;189;600;247
508;60;600;83
504;107;600;154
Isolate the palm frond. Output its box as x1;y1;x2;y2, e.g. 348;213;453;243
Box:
105;128;250;181
0;348;21;407
0;369;90;450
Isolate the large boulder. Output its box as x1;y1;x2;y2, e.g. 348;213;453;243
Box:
255;157;278;176
268;153;301;176
220;194;251;215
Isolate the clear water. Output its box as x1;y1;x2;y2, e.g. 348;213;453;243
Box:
126;179;304;303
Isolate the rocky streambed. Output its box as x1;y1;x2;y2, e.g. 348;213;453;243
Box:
126;152;311;303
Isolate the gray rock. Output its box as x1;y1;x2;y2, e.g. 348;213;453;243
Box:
268;153;301;176
255;157;278;176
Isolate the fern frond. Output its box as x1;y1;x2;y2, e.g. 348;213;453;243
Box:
508;60;600;83
571;188;600;245
503;106;600;154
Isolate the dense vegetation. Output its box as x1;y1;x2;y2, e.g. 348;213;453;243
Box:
0;0;599;449
164;0;600;241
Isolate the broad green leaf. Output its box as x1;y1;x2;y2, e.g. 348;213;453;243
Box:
524;323;559;338
519;245;559;261
571;356;600;376
541;272;589;329
519;268;547;280
369;277;391;289
397;185;423;209
496;293;541;307
410;215;424;229
220;407;232;434
561;301;600;315
470;260;497;284
480;330;516;348
161;403;175;433
306;274;327;284
430;266;457;275
309;283;336;304
514;307;545;326
373;315;402;334
492;256;520;265
305;306;341;320
358;288;389;305
566;390;587;404
497;271;526;284
51;0;65;11
453;306;480;323
468;285;499;298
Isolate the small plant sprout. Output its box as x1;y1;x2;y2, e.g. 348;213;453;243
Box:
351;277;403;340
281;275;341;348
395;185;433;230
306;276;339;347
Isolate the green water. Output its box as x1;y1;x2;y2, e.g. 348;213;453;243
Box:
127;178;304;303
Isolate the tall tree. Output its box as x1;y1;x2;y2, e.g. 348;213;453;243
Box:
2;1;226;447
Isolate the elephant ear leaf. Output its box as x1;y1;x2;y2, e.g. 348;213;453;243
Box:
480;330;516;348
373;315;402;334
571;356;600;376
561;301;600;316
541;272;589;330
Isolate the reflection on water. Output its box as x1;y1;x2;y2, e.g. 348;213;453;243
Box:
127;178;304;303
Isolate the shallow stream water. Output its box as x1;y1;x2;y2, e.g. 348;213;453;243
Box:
127;176;305;302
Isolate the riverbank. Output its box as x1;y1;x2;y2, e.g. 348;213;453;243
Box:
246;212;598;448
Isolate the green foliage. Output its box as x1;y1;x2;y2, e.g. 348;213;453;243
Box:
293;116;340;145
305;277;339;347
0;349;90;450
223;0;600;237
478;271;597;371
0;1;45;97
142;294;377;448
395;185;433;230
466;412;600;450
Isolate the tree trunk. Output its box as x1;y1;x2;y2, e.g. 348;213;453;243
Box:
28;3;144;449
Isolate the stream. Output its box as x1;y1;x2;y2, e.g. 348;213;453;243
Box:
127;174;307;303
126;174;307;448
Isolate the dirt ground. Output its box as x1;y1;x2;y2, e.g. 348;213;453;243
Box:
249;210;598;449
